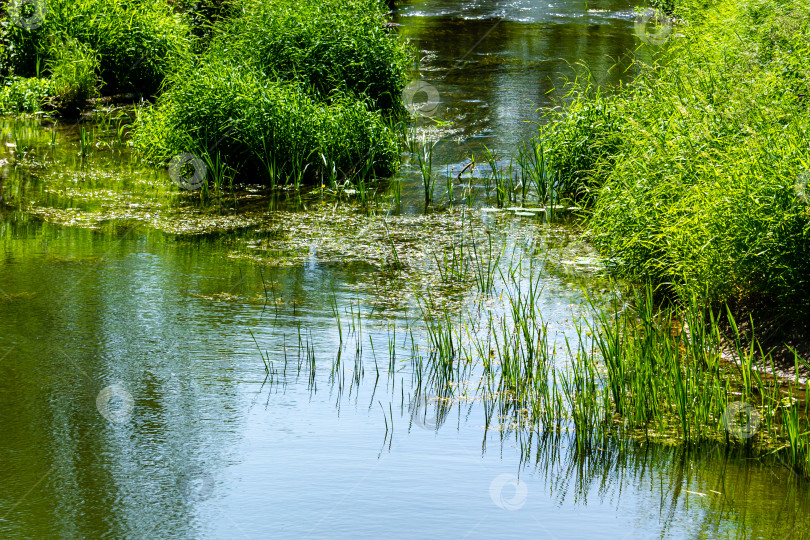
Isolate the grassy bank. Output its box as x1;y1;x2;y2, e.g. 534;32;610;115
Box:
481;277;810;478
528;0;810;313
0;0;405;186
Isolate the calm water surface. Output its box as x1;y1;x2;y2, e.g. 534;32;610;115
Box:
1;0;809;538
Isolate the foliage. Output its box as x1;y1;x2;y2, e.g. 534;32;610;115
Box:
170;0;235;53
2;0;191;95
133;0;408;185
133;60;399;184
532;0;810;310
45;37;101;113
220;0;409;111
0;76;52;114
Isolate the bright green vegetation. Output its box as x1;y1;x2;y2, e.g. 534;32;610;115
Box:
256;246;810;477
531;0;810;310
1;0;191;98
133;0;408;185
423;272;810;477
0;0;408;184
0;76;52;114
44;37;101;113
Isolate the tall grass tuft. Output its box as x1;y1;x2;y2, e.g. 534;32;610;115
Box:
133;0;407;186
2;0;191;95
44;38;101;115
530;0;810;312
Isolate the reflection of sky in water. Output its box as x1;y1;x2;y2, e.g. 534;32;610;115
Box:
394;0;639;177
2;219;807;538
397;0;637;23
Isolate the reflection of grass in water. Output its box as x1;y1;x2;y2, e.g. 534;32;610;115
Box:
519;430;809;537
252;248;810;479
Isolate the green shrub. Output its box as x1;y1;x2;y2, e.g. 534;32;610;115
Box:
0;76;52;114
133;0;407;184
537;87;625;202
133;60;399;183
216;0;409;110
45;38;101;113
3;0;191;95
534;0;810;310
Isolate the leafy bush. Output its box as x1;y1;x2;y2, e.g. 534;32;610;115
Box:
0;76;52;114
133;0;407;184
537;87;625;202
213;0;409;110
133;60;399;183
3;0;191;95
534;0;810;310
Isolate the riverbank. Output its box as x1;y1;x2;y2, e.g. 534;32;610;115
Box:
2;1;810;535
533;0;810;317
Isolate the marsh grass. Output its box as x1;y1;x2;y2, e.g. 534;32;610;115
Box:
470;273;810;476
132;0;407;187
78;126;93;158
44;38;101;115
253;248;810;478
530;0;810;311
416;139;438;204
3;0;191;95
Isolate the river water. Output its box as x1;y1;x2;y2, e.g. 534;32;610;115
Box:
1;0;809;538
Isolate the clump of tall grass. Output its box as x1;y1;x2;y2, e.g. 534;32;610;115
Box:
2;0;191;95
531;0;810;311
44;38;101;114
221;0;409;111
470;268;810;476
134;0;407;185
533;86;624;204
172;0;235;52
133;59;399;185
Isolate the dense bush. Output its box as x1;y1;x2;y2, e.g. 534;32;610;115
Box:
2;0;191;95
133;0;408;184
534;0;810;310
221;0;409;110
0;76;52;114
133;60;399;182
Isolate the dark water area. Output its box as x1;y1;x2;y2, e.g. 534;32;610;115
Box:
1;1;810;538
